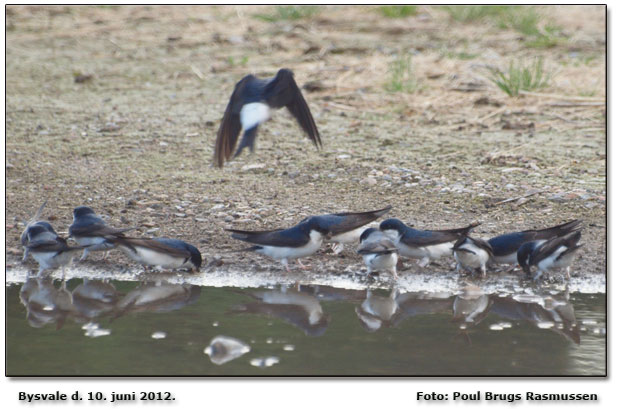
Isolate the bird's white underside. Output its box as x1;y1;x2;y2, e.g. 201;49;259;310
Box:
256;230;324;262
31;250;78;270
389;236;454;261
240;102;270;130
119;245;190;269
73;236;115;251
538;245;573;271
363;252;398;274
454;243;490;269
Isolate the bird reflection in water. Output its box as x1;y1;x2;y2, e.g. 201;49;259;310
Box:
19;276;73;329
18;277;202;331
113;282;201;319
355;289;399;332
229;286;330;337
355;288;454;332
71;278;118;323
490;291;579;344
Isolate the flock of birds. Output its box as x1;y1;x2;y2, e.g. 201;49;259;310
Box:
21;200;582;282
19;69;584;282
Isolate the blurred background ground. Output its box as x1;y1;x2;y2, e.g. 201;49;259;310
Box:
5;5;606;277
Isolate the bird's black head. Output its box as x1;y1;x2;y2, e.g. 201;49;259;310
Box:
359;227;379;243
73;206;96;218
27;224;52;240
186;244;203;270
276;68;294;78
379;218;406;234
33;221;56;234
516;242;535;275
304;217;330;236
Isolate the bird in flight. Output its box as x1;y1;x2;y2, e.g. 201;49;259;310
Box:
214;68;321;167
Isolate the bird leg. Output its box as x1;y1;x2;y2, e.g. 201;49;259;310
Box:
481;265;487;278
79;248;90;262
565;266;571;280
418;257;430;268
22;249;29;263
296;259;311;270
331;243;344;255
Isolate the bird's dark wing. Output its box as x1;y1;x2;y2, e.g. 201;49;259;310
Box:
319;206;392;235
453;236;493;255
488;232;537;256
26;239;83;253
265;69;321;148
530;231;582;266
70;223;136;239
432;222;481;236
531;219;582;239
30;199;48;223
214;76;253;167
118;238;192;259
469;236;494;255
402;222;480;247
227;227;309;248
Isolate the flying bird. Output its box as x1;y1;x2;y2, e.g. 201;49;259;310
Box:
69;206;136;261
379;218;480;267
517;230;582;281
227;216;329;271
214;68;321;167
357;228;399;278
488;219;581;265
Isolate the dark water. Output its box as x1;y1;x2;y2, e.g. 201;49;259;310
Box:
6;277;606;376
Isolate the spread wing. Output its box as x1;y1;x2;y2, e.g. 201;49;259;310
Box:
265;69;321;148
227;227;309;248
214;76;253;167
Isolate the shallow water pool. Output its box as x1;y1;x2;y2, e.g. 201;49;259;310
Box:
6;269;606;376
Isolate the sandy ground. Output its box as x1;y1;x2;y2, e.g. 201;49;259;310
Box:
5;5;606;285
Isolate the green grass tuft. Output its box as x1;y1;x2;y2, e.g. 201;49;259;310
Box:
487;58;551;97
443;6;568;49
254;6;320;22
385;54;420;93
227;56;249;67
377;5;418;18
441;5;512;22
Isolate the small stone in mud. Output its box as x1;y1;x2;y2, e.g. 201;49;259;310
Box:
361;177;377;185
